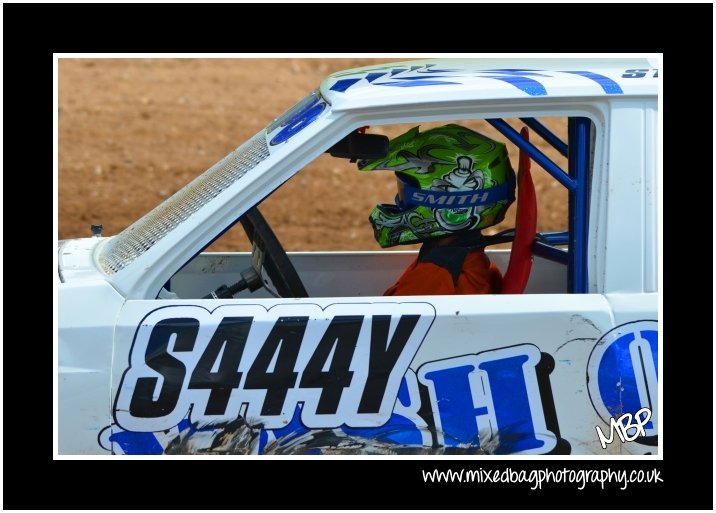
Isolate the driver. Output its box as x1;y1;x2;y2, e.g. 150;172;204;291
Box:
357;124;516;295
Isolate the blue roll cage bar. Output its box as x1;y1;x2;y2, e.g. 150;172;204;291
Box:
487;117;591;293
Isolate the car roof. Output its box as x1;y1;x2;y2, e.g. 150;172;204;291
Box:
320;58;658;110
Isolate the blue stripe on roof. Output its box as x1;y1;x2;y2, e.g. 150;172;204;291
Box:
380;79;461;88
560;71;624;94
483;69;552;76
481;75;548;96
330;78;362;92
365;72;388;82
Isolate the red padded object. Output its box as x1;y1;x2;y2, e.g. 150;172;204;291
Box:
501;127;537;294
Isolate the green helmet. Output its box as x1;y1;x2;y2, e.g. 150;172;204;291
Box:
358;124;516;248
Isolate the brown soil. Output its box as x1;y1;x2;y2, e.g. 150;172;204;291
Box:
58;58;568;252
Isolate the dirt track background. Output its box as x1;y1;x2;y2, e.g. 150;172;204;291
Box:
58;58;568;252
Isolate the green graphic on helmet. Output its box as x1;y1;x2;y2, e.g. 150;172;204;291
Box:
359;124;516;247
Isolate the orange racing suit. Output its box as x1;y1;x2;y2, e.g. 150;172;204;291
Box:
384;236;502;296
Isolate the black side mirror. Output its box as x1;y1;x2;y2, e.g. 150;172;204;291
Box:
327;131;389;161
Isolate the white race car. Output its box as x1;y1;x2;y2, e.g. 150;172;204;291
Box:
58;58;659;455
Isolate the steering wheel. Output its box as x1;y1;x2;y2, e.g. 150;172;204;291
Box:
239;207;309;298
